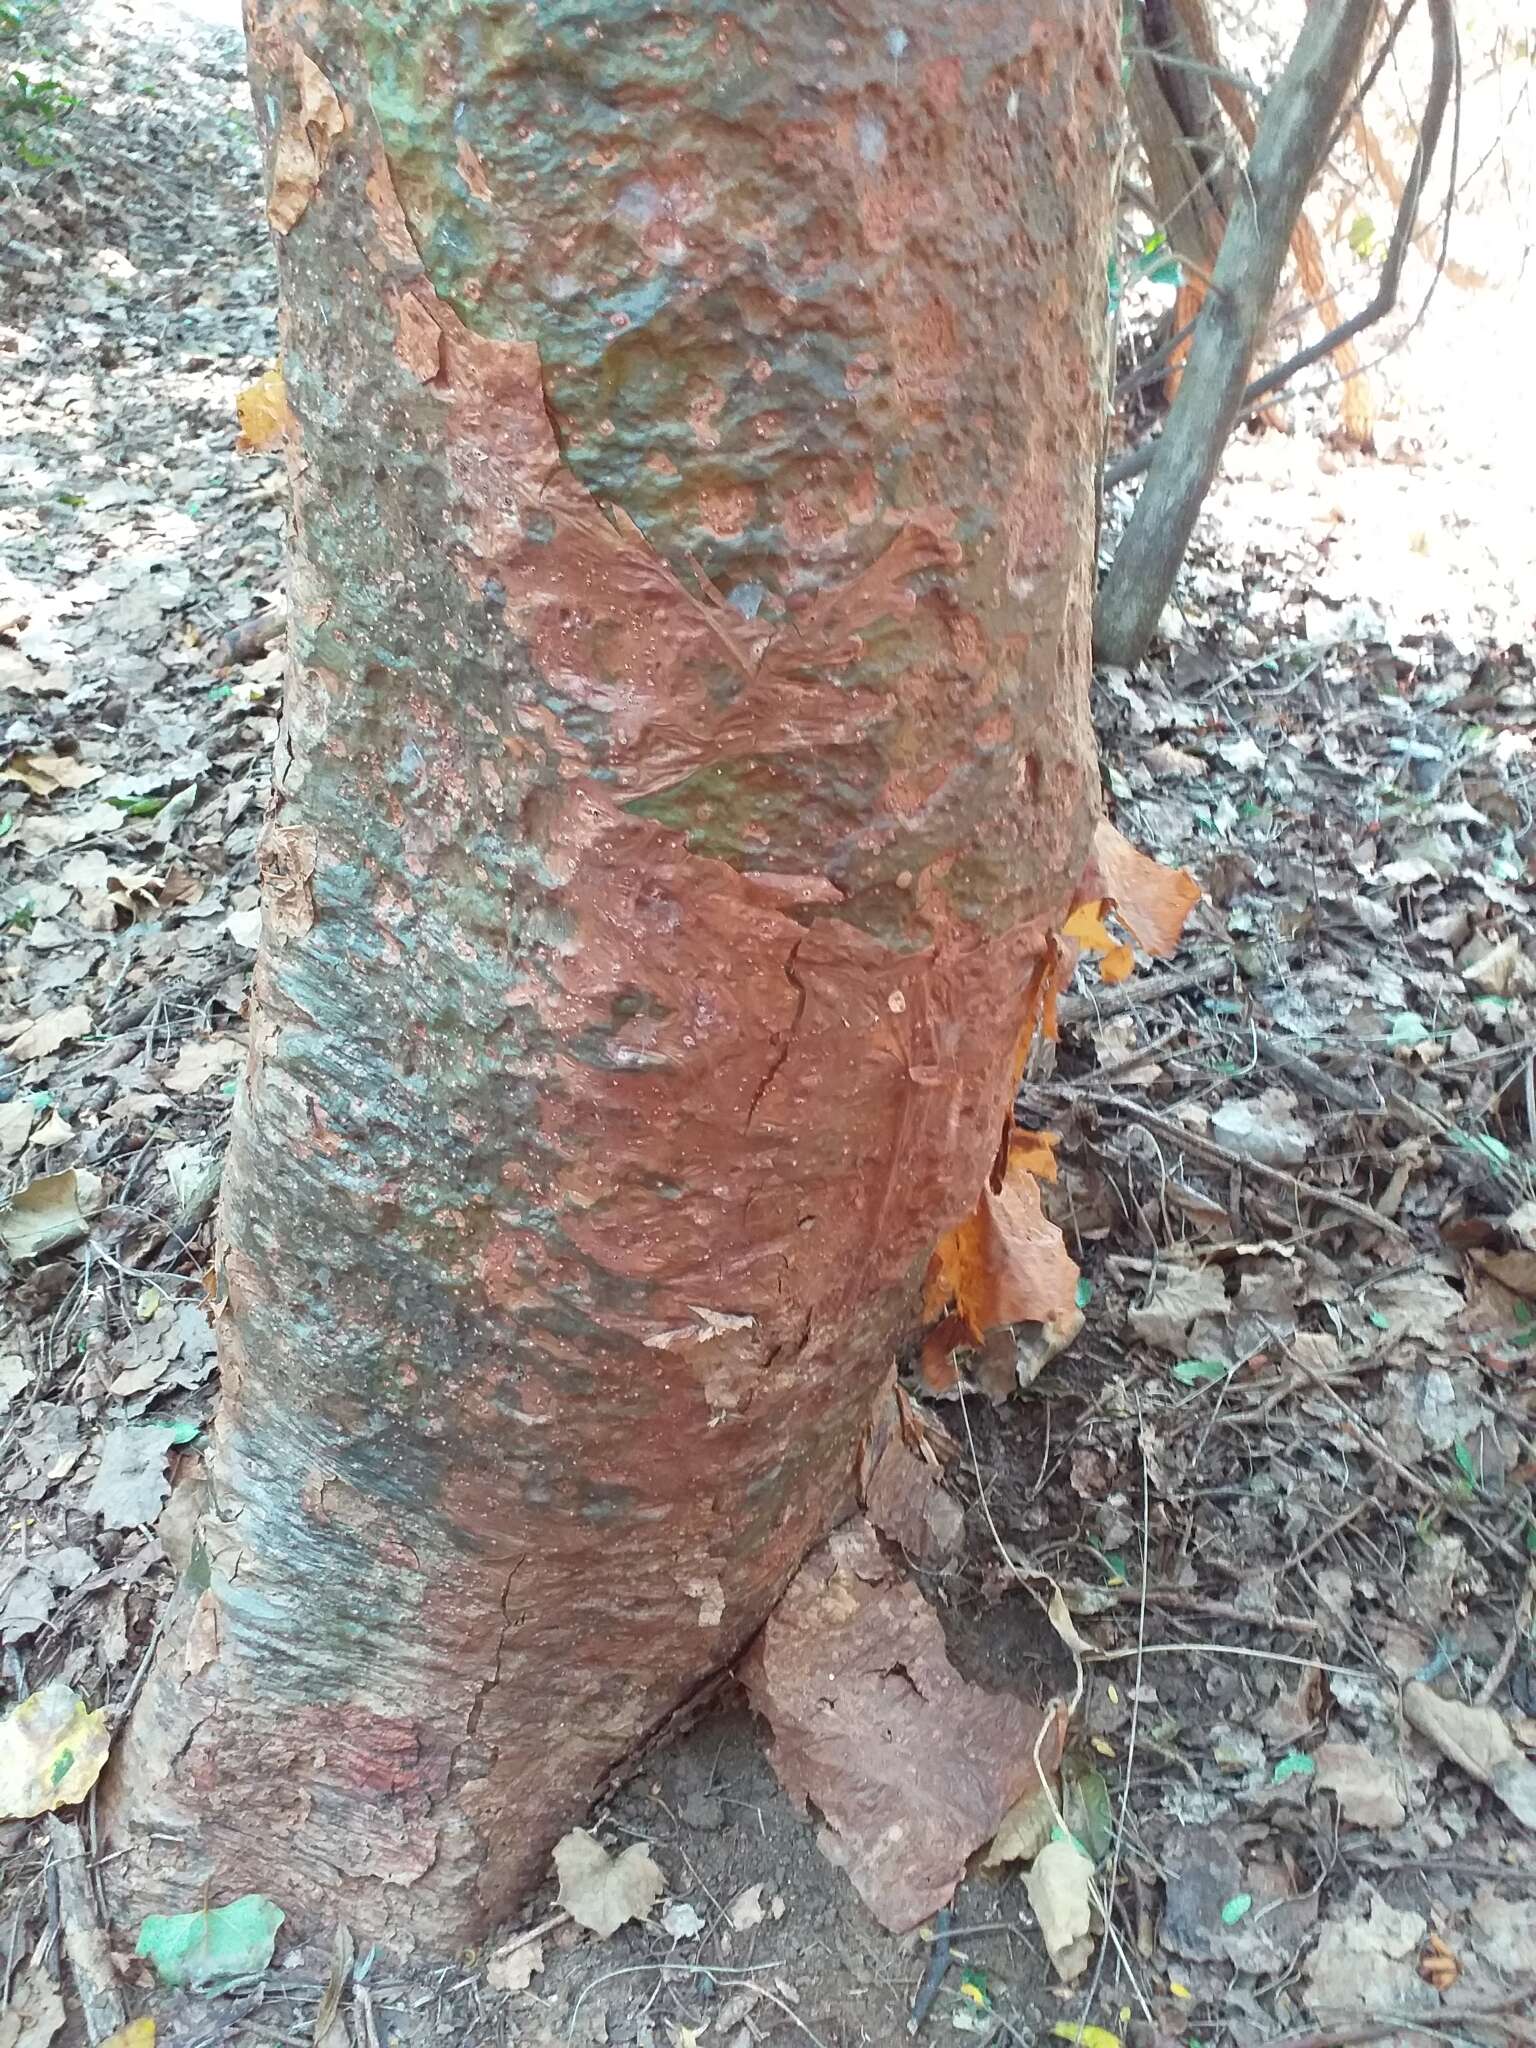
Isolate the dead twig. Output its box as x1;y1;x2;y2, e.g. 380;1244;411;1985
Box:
1103;0;1457;499
1264;1980;1536;2048
1085;1090;1411;1241
1289;1358;1529;1570
42;1817;127;2046
1475;1564;1536;1707
1055;955;1226;1029
1104;1587;1321;1633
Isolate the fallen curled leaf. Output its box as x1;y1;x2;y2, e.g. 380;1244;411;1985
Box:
1313;1741;1407;1830
235;367;293;453
727;1883;764;1932
1404;1679;1536;1827
163;1035;247;1095
984;1776;1057;1868
1025;1837;1096;1982
135;1894;284;1991
925;1130;1079;1340
553;1828;665;1938
310;1922;353;2048
743;1517;1064;1931
0;1682;110;1820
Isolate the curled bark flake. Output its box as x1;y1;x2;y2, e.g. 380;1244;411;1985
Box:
268;48;347;236
257;821;317;942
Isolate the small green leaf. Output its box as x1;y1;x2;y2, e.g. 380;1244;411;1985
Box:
1220;1893;1253;1926
1348;213;1376;258
105;795;167;818
1171;1357;1226;1386
1452;1440;1478;1485
1524;1519;1536;1557
1272;1751;1314;1784
1064;1765;1115;1862
136;1894;284;1992
1389;1011;1431;1048
1452;1129;1513;1171
1075;1275;1094;1309
1367;1309;1390;1330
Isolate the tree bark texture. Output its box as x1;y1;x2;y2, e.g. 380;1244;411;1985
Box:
1094;0;1379;669
104;0;1120;1953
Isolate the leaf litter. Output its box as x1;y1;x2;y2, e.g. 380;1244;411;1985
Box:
2;2;1536;2046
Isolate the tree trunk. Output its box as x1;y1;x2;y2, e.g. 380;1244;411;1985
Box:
103;0;1120;1954
1094;0;1378;670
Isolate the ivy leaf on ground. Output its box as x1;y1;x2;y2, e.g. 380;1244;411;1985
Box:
553;1829;665;1938
0;1682;110;1819
135;1895;284;1992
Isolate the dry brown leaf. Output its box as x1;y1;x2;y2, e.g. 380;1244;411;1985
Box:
486;1934;545;1992
727;1884;764;1932
1024;1837;1096;1982
2;1003;92;1063
1404;1680;1536;1826
983;1776;1056;1868
1470;1247;1536;1299
0;1961;65;2048
163;1035;246;1094
0;1169;104;1262
743;1517;1064;1931
1313;1741;1407;1830
0;751;102;797
553;1828;664;1938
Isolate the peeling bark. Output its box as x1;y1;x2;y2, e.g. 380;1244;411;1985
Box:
103;0;1120;1952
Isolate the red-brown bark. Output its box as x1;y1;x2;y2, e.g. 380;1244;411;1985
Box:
103;0;1120;1952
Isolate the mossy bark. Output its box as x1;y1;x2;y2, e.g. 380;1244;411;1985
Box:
103;0;1120;1953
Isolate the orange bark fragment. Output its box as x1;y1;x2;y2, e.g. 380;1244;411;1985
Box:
1081;819;1200;958
1010;1129;1060;1181
235;367;293;453
1061;900;1134;984
925;1133;1079;1341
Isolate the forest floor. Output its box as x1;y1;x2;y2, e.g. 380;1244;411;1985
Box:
2;3;1535;2047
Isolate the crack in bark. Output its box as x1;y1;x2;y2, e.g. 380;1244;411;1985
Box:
744;937;807;1132
465;1556;527;1740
